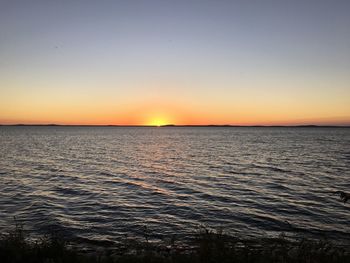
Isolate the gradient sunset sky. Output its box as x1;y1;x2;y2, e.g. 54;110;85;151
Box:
1;0;349;125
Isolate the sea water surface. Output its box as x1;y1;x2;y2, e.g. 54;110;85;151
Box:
0;127;349;245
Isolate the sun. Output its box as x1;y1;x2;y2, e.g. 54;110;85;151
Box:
149;118;168;127
148;117;169;127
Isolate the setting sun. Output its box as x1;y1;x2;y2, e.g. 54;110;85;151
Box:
147;117;170;127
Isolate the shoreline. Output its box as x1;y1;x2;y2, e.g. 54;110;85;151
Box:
1;222;350;263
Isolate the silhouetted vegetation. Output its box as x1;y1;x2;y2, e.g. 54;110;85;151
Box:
1;220;349;263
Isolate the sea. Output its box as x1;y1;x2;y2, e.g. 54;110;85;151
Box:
0;126;349;245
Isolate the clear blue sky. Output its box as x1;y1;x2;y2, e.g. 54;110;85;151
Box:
1;0;350;125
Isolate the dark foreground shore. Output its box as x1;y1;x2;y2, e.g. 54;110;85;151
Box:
1;222;349;263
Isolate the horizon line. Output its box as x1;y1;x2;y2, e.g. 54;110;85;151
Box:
1;124;349;128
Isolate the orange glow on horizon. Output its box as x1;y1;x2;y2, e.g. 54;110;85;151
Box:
0;98;349;126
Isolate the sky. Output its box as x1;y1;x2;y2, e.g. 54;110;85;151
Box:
0;0;350;125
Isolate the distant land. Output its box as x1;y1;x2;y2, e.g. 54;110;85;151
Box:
0;124;349;128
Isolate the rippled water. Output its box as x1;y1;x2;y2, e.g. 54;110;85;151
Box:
0;127;349;245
